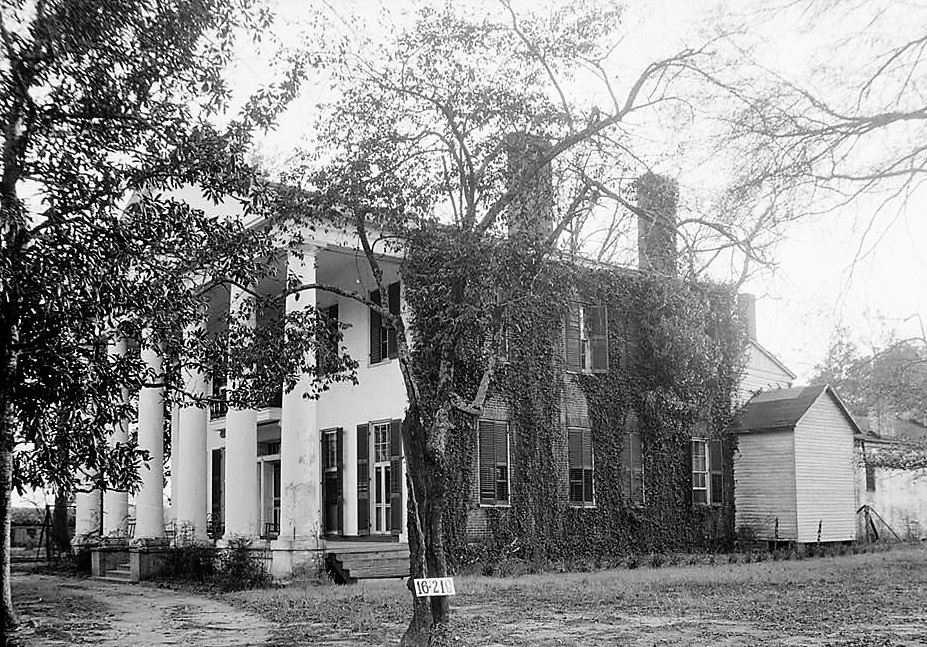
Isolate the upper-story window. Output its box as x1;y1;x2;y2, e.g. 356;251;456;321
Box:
565;301;608;373
370;281;400;364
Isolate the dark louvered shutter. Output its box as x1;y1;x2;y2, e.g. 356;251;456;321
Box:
369;291;382;364
565;303;582;371
589;304;608;373
568;428;583;503
357;424;369;535
620;435;631;500
390;418;403;535
709;439;724;505
336;427;344;533
478;421;496;503
582;427;593;502
494;422;509;502
387;281;400;359
629;432;643;505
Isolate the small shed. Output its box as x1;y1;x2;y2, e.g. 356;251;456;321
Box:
735;385;860;543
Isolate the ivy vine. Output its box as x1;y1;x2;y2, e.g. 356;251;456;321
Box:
402;228;747;568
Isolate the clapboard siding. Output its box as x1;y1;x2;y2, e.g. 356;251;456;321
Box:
738;343;793;405
793;393;857;542
734;430;797;540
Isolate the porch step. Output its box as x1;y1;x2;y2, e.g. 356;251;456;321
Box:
327;547;409;582
94;561;135;583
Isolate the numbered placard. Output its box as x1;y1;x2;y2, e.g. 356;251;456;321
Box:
413;577;456;597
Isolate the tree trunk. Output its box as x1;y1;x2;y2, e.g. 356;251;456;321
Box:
0;430;16;642
51;492;71;556
399;408;453;647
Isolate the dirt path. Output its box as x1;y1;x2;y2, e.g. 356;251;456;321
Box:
11;573;272;647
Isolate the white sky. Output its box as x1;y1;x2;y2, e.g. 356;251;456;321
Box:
244;0;925;383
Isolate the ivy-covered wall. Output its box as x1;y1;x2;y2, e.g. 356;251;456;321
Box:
404;230;747;567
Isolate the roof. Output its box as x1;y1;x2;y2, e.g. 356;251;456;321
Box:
737;384;861;434
748;339;797;380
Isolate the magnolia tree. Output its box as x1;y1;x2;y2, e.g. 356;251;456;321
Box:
275;2;773;644
0;0;350;638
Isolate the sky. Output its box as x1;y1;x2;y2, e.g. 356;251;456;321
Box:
242;0;926;383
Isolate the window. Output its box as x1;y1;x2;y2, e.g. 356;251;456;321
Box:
692;438;724;505
370;281;400;363
621;432;644;505
565;301;608;373
568;427;594;505
478;420;510;505
322;429;339;470
865;462;877;492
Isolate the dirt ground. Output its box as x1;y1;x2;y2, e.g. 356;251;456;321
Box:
9;573;272;647
9;546;927;646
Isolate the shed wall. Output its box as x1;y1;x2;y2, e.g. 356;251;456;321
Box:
793;394;857;542
734;429;797;540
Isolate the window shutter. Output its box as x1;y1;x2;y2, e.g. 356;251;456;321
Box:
389;418;403;535
336;427;344;533
568;427;582;504
494;422;509;503
387;281;400;359
565;302;582;371
709;439;724;505
589;304;608;373
629;432;643;505
620;435;631;500
369;291;383;364
479;421;496;503
357;424;369;535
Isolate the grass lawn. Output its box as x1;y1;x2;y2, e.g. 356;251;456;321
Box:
228;545;927;646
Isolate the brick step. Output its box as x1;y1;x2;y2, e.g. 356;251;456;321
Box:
336;551;408;564
337;555;408;579
91;575;136;584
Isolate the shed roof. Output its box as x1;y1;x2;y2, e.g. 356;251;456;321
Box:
737;384;861;434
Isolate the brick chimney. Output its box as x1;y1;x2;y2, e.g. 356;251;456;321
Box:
505;133;554;242
634;172;677;276
737;293;758;341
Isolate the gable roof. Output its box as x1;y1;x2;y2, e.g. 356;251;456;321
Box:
737;384;861;434
748;338;797;380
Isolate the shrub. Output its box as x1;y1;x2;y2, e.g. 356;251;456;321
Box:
216;538;272;591
160;543;218;583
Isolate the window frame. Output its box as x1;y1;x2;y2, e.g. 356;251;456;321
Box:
565;301;608;374
567;426;595;507
622;431;645;506
369;281;401;365
691;437;724;506
478;420;511;507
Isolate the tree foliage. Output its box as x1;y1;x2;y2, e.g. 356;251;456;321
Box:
812;327;927;424
0;0;337;635
281;3;752;644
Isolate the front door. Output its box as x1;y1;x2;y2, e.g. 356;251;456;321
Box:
372;422;392;534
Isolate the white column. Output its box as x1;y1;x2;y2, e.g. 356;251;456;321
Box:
278;246;321;545
223;286;260;539
176;325;209;541
135;340;165;541
343;427;358;536
169;402;180;522
75;484;101;540
103;338;130;536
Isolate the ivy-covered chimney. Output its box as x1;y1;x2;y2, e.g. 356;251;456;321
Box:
504;132;553;242
634;172;678;276
737;293;758;341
